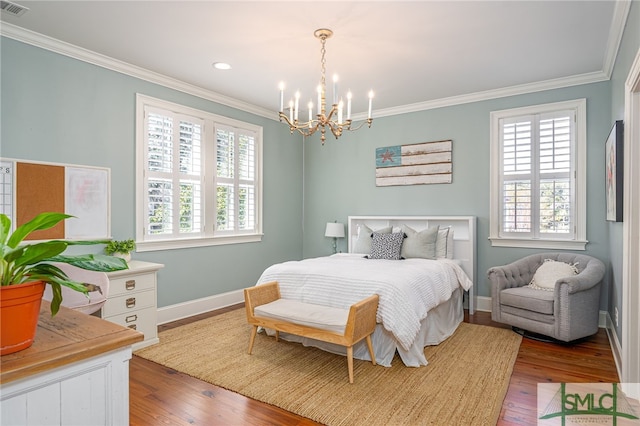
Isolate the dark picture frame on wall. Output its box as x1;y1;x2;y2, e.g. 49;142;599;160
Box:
605;120;624;222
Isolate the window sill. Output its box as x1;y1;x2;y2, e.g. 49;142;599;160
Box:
136;233;263;252
488;237;587;251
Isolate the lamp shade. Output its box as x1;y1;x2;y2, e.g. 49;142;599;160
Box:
325;222;345;238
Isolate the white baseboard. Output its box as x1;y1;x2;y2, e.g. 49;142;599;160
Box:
474;295;493;312
605;312;624;381
157;289;244;325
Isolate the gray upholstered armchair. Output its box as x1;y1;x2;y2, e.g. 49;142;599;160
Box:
488;253;605;342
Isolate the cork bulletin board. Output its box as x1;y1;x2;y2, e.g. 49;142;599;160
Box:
0;158;110;240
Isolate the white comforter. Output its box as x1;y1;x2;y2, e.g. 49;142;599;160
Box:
256;253;473;352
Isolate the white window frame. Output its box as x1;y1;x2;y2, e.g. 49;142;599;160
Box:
489;99;587;250
135;94;263;252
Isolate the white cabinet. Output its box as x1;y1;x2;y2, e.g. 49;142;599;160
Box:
102;260;164;350
1;348;132;425
1;301;143;426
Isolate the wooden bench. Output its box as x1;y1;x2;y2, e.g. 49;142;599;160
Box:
244;281;379;383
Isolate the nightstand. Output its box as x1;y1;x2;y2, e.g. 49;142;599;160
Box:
101;260;164;350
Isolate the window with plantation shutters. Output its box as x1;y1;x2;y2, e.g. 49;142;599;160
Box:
215;125;257;234
489;99;587;250
136;94;262;251
145;109;203;238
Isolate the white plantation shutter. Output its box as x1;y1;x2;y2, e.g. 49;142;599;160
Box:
490;99;586;250
500;110;574;238
144;107;204;238
215;125;257;233
501;117;533;233
137;94;262;250
146;112;174;235
538;113;572;235
177;119;202;235
237;131;256;231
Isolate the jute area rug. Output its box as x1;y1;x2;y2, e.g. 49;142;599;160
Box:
135;309;522;426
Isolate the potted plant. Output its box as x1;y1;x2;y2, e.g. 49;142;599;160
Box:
0;212;128;355
104;239;136;263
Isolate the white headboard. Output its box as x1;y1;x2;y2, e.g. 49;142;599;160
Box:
347;215;477;287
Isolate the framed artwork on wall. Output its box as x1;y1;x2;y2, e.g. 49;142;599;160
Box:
605;120;623;222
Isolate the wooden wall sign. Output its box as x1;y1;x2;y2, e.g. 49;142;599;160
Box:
375;140;452;186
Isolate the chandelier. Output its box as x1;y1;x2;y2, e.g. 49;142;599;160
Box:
278;29;373;144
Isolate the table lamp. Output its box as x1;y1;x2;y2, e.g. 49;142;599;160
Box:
325;221;345;254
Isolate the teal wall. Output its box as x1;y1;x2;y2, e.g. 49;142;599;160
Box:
0;37;304;308
608;0;640;340
302;83;612;306
1;3;638;324
301;1;639;343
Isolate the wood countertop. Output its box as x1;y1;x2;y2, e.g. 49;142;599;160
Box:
0;300;143;385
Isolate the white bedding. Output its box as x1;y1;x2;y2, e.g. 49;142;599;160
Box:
256;253;473;366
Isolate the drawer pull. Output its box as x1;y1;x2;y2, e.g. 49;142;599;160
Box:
125;314;138;323
126;280;136;290
126;297;136;308
128;324;137;330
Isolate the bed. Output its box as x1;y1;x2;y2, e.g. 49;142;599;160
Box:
255;215;476;367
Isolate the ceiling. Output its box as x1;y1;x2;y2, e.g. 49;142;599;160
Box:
0;1;629;119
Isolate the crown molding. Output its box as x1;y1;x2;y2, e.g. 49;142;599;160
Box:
370;71;609;119
2;1;630;123
369;0;630;119
0;22;276;121
602;0;632;79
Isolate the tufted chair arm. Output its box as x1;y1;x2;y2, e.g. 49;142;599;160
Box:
487;258;539;291
554;258;605;294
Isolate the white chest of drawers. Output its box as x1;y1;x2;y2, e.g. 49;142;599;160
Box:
102;260;164;350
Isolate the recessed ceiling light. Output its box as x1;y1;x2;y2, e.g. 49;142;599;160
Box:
212;62;231;70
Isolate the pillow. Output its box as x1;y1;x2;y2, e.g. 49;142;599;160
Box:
352;225;392;254
435;227;453;259
529;259;579;291
400;225;439;259
445;227;454;259
368;232;405;260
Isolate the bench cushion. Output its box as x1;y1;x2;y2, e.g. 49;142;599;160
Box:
254;299;349;334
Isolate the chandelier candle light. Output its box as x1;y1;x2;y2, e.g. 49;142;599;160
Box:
279;29;373;144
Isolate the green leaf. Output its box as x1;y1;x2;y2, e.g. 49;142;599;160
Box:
0;214;11;246
45;254;128;272
48;282;63;316
6;212;73;248
6;241;68;267
0;212;128;315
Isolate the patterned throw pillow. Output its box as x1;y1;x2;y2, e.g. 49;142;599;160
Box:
352;225;392;254
368;232;405;260
529;259;579;291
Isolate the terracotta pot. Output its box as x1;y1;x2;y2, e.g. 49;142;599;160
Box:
0;281;45;355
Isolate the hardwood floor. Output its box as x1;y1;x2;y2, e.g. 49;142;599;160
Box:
129;306;619;425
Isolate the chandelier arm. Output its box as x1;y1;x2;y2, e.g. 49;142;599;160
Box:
324;120;343;140
280;112;321;137
324;105;338;122
344;118;374;132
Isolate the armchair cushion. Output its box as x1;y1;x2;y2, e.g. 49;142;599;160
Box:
500;286;554;314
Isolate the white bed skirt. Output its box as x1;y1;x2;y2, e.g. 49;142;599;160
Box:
262;288;463;367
